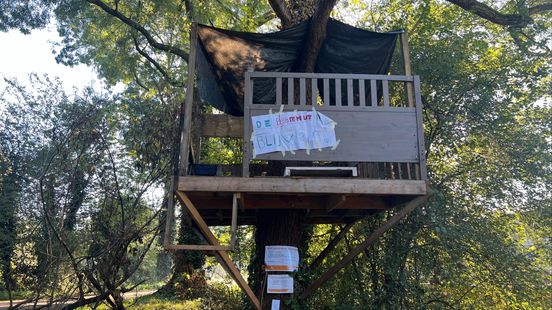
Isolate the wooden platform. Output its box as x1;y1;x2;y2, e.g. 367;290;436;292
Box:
176;176;427;225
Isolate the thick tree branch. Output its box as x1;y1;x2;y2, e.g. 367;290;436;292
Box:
85;0;189;61
528;2;552;15
446;0;551;27
298;0;338;72
132;35;184;87
268;0;293;28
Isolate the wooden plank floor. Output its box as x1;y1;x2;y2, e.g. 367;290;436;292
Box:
177;176;427;195
175;177;427;226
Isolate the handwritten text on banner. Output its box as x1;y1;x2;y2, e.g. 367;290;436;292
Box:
251;111;337;156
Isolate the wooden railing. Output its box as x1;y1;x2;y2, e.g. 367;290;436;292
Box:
243;71;427;180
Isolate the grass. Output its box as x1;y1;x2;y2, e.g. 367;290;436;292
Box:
125;294;202;310
0;290;34;300
89;281;246;309
128;282;245;310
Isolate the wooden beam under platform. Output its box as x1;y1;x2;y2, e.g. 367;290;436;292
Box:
184;192;389;210
177;176;428;195
199;209;378;226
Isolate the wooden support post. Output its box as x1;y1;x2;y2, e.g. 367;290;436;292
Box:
300;196;428;300
310;222;355;270
242;70;253;177
401;31;414;180
179;22;198;176
400;32;415;108
165;244;231;251
230;193;238;249
413;76;428;180
163;181;175;248
236;192;245;212
190;95;203;164
174;191;261;310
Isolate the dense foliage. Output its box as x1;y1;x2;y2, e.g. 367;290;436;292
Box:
0;0;550;309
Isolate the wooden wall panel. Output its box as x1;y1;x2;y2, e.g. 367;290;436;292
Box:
249;109;419;163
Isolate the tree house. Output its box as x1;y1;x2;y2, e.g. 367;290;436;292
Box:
164;22;428;309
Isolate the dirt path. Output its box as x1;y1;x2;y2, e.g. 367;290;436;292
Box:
0;290;156;309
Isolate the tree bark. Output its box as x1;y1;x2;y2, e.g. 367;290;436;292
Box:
298;0;338;72
249;210;308;309
445;0;552;27
250;1;337;309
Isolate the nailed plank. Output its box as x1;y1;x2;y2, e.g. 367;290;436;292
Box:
249;104;415;113
382;80;390;107
370;80;377;106
311;78;318;105
177;177;427;196
230;193;238;248
300;78;306;105
165;244;231;251
400;32;415;107
287;77;294;105
163;182;175;247
276;77;282;105
250;72;414;81
184;193;388;210
201;114;243;138
335;79;342;106
323;78;330;106
179;23;198;175
242;72;253;177
250;109;420;163
347;79;353;106
175;192;260;309
300;195;428;300
236;192;245;212
359;80;366;106
413;76;428;180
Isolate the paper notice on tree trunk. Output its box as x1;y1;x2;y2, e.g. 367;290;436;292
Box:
251;110;338;156
267;274;294;294
265;246;299;271
271;299;281;310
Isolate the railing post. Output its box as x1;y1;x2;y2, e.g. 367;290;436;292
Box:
179;22;198;176
400;32;415;108
242;70;253;177
413;75;427;180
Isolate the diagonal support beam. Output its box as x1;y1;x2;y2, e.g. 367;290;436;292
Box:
300;195;428;300
310;222;355;270
174;191;261;310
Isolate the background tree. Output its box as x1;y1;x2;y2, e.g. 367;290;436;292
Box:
0;76;167;309
0;0;550;309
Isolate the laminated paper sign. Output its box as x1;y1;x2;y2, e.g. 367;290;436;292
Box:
251;110;337;156
271;299;281;310
267;274;294;294
265;246;299;272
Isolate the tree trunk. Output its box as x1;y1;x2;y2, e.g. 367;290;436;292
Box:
249;210;308;309
251;2;337;308
159;211;206;295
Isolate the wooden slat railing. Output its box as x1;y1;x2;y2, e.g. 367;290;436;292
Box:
242;72;427;180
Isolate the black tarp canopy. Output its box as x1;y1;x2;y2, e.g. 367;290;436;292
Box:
196;19;401;116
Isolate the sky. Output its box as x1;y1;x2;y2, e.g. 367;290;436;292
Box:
0;23;101;94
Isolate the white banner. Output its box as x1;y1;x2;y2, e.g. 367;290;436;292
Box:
251;110;337;156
